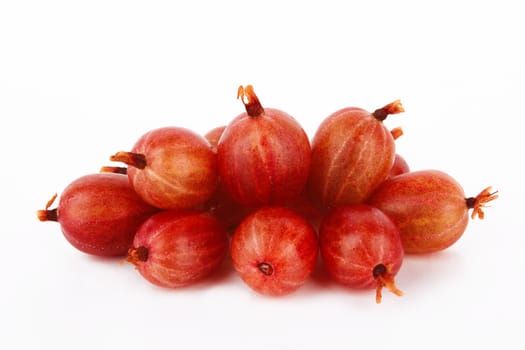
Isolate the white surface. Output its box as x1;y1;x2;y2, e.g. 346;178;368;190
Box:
1;1;523;349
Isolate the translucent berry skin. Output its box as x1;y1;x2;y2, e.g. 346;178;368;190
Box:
128;210;229;288
217;85;311;207
112;126;218;210
230;206;318;296
307;102;403;210
37;173;159;256
319;204;404;302
367;170;492;254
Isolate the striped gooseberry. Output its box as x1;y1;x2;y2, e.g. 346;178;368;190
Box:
110;126;218;210
319;204;404;303
367;169;498;254
37;172;158;256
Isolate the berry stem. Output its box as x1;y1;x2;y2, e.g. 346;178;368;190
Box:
237;85;264;117
110;151;147;169
373;264;403;304
36;193;58;222
466;186;499;220
372;100;404;122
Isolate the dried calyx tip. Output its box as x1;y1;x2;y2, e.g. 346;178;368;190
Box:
258;262;274;276
373;264;403;304
126;246;149;265
373;100;404;121
237;84;264;117
100;166;128;175
36;193;59;222
37;208;58;222
110;151;147;169
467;186;499;220
390;127;404;140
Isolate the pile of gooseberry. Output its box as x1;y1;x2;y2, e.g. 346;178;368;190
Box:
37;85;498;303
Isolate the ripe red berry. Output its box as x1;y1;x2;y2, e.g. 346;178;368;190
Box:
37;172;158;256
367;170;498;254
110;126;218;210
319;204;404;303
230;206;318;296
217;85;311;207
307;100;404;210
127;210;229;288
388;153;410;178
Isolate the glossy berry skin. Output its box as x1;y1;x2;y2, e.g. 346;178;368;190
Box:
367;170;498;254
230;206;318;296
307;101;404;210
127;210;229;288
217;85;311;207
319;204;404;303
37;173;158;256
110;126;218;210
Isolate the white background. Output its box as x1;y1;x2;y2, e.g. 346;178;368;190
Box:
2;1;523;349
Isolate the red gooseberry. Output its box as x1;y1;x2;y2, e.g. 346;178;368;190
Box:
307;100;404;210
37;172;159;256
230;206;318;296
367;169;498;254
319;204;404;303
389;154;410;178
110;126;218;210
217;85;311;207
127;210;229;288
